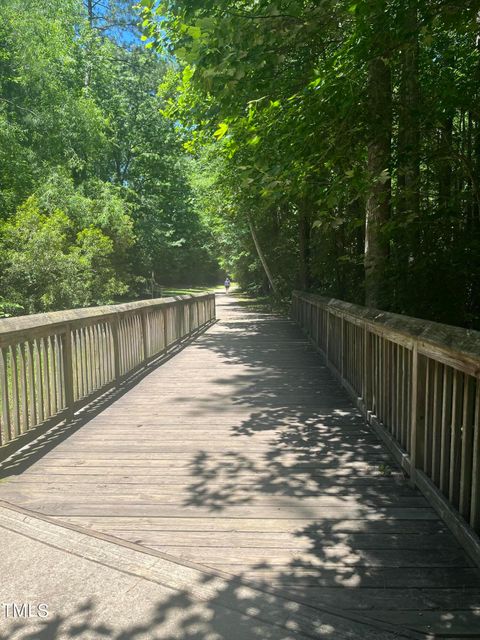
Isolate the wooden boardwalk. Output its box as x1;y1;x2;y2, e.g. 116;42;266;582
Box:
1;294;480;637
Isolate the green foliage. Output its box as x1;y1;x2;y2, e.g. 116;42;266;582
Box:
0;196;126;312
141;0;480;327
0;0;220;314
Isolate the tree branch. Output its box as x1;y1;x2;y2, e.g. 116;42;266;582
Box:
225;12;306;23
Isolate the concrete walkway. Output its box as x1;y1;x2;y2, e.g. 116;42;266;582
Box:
0;294;479;638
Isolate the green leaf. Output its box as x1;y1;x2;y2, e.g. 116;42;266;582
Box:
213;122;229;139
186;25;202;40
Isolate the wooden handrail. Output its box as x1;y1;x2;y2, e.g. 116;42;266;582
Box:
292;290;480;564
0;293;216;459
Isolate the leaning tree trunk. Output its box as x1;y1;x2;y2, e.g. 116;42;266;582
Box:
364;11;392;309
248;217;278;296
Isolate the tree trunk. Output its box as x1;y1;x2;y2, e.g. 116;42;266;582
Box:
397;1;420;224
438;115;453;218
364;46;392;308
87;0;94;27
248;218;278;296
298;205;311;290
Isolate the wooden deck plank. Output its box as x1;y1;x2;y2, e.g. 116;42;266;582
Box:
1;293;480;636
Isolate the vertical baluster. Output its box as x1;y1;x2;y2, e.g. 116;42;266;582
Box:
439;366;453;495
107;324;114;381
0;347;11;444
95;324;102;388
459;375;475;518
394;344;401;440
27;340;37;427
93;324;99;388
423;360;432;475
121;318;127;375
137;315;143;363
42;337;51;420
96;324;103;388
410;347;427;482
19;343;29;433
390;342;396;435
9;344;21;438
128;315;134;370
384;338;389;424
119;317;125;374
57;334;65;409
141;311;149;362
449;370;464;507
50;336;58;416
72;330;80;401
111;316;120;384
431;362;443;485
80;328;87;397
163;307;167;348
86;325;94;393
129;316;134;368
399;346;404;445
363;327;370;412
101;323;108;386
372;334;377;416
470;380;480;531
378;335;382;419
62;327;74;418
79;327;85;396
34;339;44;424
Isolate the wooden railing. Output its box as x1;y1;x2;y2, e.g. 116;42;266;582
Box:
0;293;215;459
292;291;480;562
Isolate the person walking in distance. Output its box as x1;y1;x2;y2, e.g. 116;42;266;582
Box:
224;276;231;294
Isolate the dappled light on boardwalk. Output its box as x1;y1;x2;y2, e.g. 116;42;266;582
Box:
1;294;480;637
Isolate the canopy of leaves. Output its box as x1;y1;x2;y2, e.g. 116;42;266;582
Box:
141;0;480;327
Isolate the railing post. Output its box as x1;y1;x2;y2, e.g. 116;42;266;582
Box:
363;326;372;413
326;310;330;363
188;300;193;335
410;343;426;484
111;314;121;385
140;310;149;362
163;306;169;352
470;381;480;529
341;315;345;379
62;326;75;418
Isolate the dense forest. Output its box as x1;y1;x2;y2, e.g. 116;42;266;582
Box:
140;0;480;328
2;0;480;328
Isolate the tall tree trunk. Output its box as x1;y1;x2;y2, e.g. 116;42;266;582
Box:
364;36;392;308
248;218;278;296
395;0;420;310
397;1;420;225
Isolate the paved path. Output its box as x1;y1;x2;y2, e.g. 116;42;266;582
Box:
1;294;480;638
